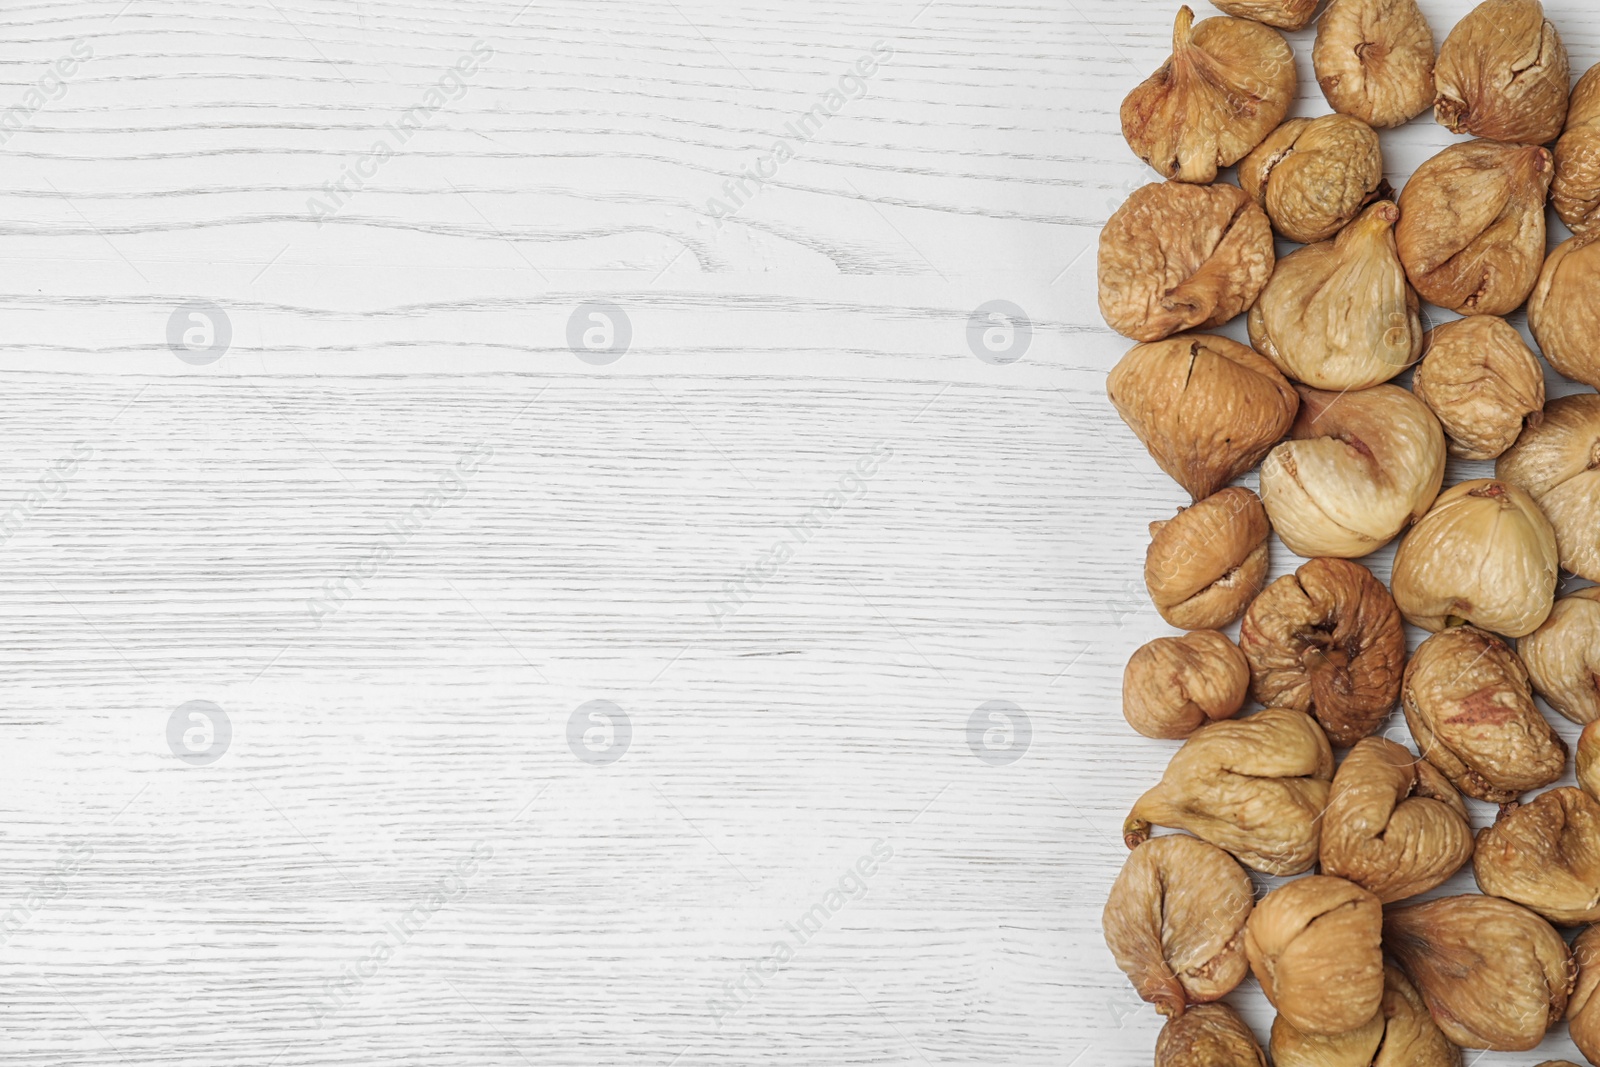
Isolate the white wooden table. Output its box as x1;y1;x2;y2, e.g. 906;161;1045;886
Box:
0;0;1593;1063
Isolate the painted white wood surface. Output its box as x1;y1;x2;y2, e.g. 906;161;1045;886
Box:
0;0;1594;1063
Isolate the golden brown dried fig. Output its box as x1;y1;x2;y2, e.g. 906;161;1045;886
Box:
1497;394;1600;582
1123;630;1249;739
1121;7;1296;184
1391;479;1559;638
1257;384;1444;559
1319;736;1472;903
1238;115;1384;244
1269;965;1461;1067
1521;588;1600;726
1474;787;1600;925
1395;140;1553;316
1401;624;1566;803
1107;335;1298;501
1146;488;1270;631
1248;202;1421;391
1313;0;1435;129
1555;63;1600;235
1268;1011;1382;1067
1411;315;1545;461
1244;875;1384;1036
1103;835;1252;1017
1124;707;1333;875
1156;1002;1268;1067
1208;0;1317;30
1098;181;1275;343
1385;894;1574;1051
1434;0;1569;145
1238;558;1405;748
1529;233;1600;390
1568;924;1600;1064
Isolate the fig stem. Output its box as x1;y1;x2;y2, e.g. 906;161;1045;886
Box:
1171;6;1194;53
1123;815;1151;850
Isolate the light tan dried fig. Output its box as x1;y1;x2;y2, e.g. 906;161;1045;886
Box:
1554;63;1600;234
1123;630;1249;739
1239;115;1385;244
1390;479;1559;638
1156;1002;1268;1067
1401;624;1566;803
1121;7;1296;184
1319;736;1472;903
1269;965;1461;1067
1411;315;1545;461
1098;181;1274;343
1568;924;1600;1064
1238;558;1405;748
1208;0;1317;30
1103;835;1252;1017
1268;1010;1382;1067
1258;384;1444;559
1497;394;1600;582
1248;202;1421;391
1395;140;1552;316
1145;488;1270;631
1521;588;1600;726
1434;0;1569;144
1124;707;1333;875
1385;894;1574;1051
1474;787;1600;925
1107;335;1298;501
1313;0;1435;129
1244;875;1384;1036
1529;233;1600;390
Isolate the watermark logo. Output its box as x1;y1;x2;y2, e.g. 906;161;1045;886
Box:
967;301;1032;365
167;700;231;766
568;700;630;765
167;302;232;365
967;700;1030;766
567;301;631;365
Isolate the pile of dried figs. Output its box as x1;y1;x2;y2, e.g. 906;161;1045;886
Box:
1099;1;1600;1064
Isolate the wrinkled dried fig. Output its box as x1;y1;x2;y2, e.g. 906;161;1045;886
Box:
1103;835;1252;1017
1319;736;1472;903
1258;384;1444;559
1208;0;1317;30
1313;0;1435;129
1434;0;1569;145
1268;1010;1382;1067
1474;787;1600;926
1238;558;1405;748
1248;202;1421;391
1411;315;1545;461
1395;140;1552;316
1385;894;1574;1051
1123;630;1249;739
1244;875;1384;1036
1098;181;1275;343
1401;624;1566;803
1122;7;1296;183
1239;115;1384;243
1497;394;1600;582
1107;335;1298;501
1521;588;1600;726
1555;63;1600;234
1528;233;1600;390
1568;924;1600;1064
1391;479;1559;638
1145;488;1270;631
1124;707;1333;875
1269;965;1461;1067
1156;1003;1267;1067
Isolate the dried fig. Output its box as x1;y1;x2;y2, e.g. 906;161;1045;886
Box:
1268;1010;1381;1067
1121;6;1296;184
1244;875;1384;1036
1434;0;1569;145
1123;630;1249;739
1107;335;1298;501
1103;834;1252;1017
1269;965;1461;1067
1207;0;1316;30
1124;707;1333;875
1520;588;1600;726
1395;140;1552;316
1247;202;1421;391
1238;115;1384;243
1145;488;1270;631
1411;315;1545;461
1156;1002;1267;1067
1497;394;1600;582
1257;384;1444;559
1319;736;1473;903
1401;624;1566;803
1474;787;1600;926
1390;479;1559;638
1582;721;1600;801
1528;233;1600;390
1385;894;1574;1051
1098;181;1274;343
1238;558;1405;748
1568;924;1600;1064
1313;0;1435;130
1554;63;1600;235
